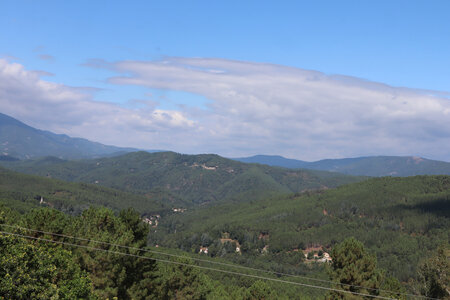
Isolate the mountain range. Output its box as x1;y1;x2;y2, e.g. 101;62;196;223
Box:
1;112;448;297
233;154;450;177
0;112;138;159
2;111;450;177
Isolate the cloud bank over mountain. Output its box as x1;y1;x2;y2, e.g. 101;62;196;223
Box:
0;59;195;150
1;57;449;161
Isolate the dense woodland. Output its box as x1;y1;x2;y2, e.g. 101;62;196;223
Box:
0;166;167;214
153;176;450;283
0;156;448;298
1;204;447;299
0;151;364;206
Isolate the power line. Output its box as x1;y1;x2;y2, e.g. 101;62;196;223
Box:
0;223;435;300
0;230;397;300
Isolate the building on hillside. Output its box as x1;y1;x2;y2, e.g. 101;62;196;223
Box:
199;247;209;254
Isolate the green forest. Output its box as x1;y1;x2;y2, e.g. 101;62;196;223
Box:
0;166;167;214
1;204;447;299
0;151;364;206
2;1;450;299
0;158;448;299
153;176;450;283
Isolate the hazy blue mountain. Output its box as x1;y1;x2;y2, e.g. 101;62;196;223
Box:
233;155;450;176
233;154;309;169
0;112;138;159
305;156;450;176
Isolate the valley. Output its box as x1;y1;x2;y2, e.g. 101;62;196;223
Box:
2;4;450;299
0;112;448;299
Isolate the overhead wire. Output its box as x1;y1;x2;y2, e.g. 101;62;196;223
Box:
0;229;399;300
0;224;398;294
0;224;437;300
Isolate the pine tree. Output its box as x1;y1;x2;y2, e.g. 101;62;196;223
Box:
0;233;93;299
327;237;382;299
417;245;450;299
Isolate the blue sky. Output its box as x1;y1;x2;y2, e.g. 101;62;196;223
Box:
1;1;449;160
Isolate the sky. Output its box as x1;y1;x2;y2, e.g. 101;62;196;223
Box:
1;1;449;161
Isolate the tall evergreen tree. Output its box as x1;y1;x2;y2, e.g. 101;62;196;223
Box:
417;245;450;299
327;237;382;299
70;207;158;299
0;234;94;299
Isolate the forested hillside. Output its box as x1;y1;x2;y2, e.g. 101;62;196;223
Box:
0;166;448;298
1;206;300;299
0;166;167;215
3;203;445;299
153;175;450;284
1;151;364;206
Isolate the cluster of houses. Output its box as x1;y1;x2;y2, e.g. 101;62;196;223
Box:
197;233;331;264
142;207;188;230
198;245;241;255
306;251;332;263
198;236;242;255
302;246;332;263
142;214;160;227
172;207;187;213
190;162;218;170
198;242;331;263
199;247;209;254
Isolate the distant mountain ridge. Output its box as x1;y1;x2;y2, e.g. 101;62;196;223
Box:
0;151;364;206
3;111;449;177
0;112;138;159
233;155;309;169
233;155;450;176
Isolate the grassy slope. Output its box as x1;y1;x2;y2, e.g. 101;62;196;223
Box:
1;151;364;206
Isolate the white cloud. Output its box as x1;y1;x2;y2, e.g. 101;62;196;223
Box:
0;59;195;149
1;57;450;161
106;57;450;160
